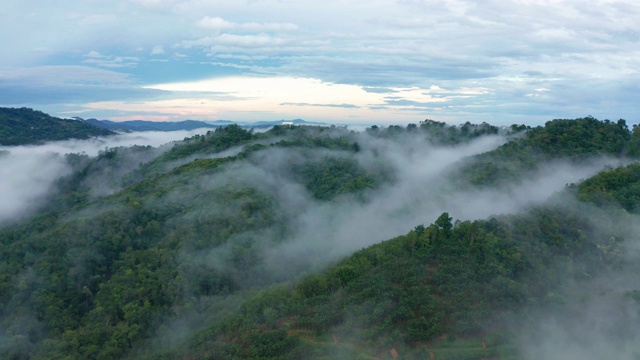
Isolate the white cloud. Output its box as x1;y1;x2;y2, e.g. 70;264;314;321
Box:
2;0;640;124
181;33;287;48
85;51;103;58
83;55;140;68
150;77;481;108
0;65;135;86
150;45;165;55
215;33;286;47
196;16;298;32
77;76;488;123
532;27;577;42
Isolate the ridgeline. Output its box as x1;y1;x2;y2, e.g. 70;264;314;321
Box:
0;107;115;145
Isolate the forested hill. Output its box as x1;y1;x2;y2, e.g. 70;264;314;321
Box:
456;116;637;186
1;117;640;359
0;107;115;145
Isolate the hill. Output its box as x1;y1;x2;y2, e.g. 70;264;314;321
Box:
1;117;640;359
169;205;638;359
455;116;632;186
0;107;115;145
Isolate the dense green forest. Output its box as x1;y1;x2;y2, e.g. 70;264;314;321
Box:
1;113;640;359
455;116;632;186
0;107;114;145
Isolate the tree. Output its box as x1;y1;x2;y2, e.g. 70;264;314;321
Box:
435;212;453;235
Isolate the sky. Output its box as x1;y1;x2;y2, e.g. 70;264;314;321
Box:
0;0;639;126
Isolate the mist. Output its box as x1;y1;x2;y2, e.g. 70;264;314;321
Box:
161;130;627;282
506;194;640;360
0;151;70;225
0;128;213;225
152;128;639;359
3;123;639;359
208;133;621;277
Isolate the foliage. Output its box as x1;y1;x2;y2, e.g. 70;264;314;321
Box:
366;119;509;146
419;119;501;145
1;116;640;359
0;153;284;359
576;163;640;212
163;124;255;161
526;117;630;158
457;116;633;186
296;157;376;200
0;107;114;145
164;203;630;359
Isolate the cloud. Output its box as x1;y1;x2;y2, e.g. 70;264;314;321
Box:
151;45;165;55
71;74;559;124
216;33;287;47
0;65;134;86
181;33;287;49
83;53;140;68
135;76;495;122
280;102;360;109
2;1;640;124
196;16;298;32
85;51;103;58
0;65;162;108
212;53;270;61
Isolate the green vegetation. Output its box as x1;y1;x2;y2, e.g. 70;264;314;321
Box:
1;116;640;359
576;163;640;212
157;203;632;359
0;107;114;145
457;116;632;186
418;119;503;144
297;157;376;200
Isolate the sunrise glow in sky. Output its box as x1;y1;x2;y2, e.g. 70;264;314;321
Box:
1;0;639;125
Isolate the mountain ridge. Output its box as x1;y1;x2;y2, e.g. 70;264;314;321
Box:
84;118;330;132
0;107;115;145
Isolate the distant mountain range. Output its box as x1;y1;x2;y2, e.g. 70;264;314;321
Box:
84;119;220;132
0;105;332;146
84;118;329;132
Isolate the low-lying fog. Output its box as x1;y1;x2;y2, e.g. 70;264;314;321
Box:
0;128;213;224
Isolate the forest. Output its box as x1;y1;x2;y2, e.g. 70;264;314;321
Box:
0;108;115;145
1;113;640;359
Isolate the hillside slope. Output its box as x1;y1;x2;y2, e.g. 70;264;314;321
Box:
1;117;640;359
0;107;115;145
